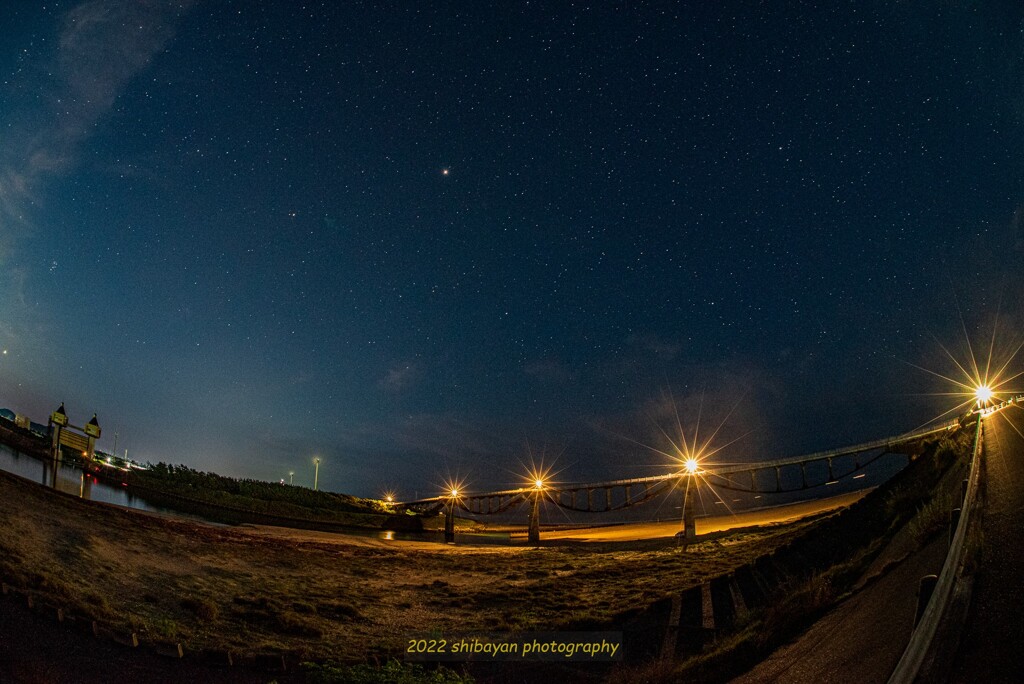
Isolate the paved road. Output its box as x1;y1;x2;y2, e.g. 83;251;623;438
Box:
533;490;867;542
949;406;1024;683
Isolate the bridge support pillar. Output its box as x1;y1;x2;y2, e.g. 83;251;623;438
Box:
528;492;541;544
682;479;697;543
50;426;62;462
444;503;456;544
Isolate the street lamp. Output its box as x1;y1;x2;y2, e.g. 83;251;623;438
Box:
313;457;321;491
445;487;459;543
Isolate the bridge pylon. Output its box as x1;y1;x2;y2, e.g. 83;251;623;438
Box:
444;499;456;543
528;490;541;544
682;477;697;543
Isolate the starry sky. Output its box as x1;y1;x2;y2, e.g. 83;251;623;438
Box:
1;1;1022;498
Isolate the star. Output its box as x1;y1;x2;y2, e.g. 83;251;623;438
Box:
441;168;450;176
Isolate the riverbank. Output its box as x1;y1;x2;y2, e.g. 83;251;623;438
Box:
0;419;50;459
0;467;813;668
0;427;435;534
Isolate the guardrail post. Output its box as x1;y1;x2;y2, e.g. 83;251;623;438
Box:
915;575;938;626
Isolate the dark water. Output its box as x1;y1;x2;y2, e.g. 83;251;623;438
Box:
0;443;169;512
0;443;512;544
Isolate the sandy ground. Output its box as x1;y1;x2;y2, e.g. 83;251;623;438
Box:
534;490;867;542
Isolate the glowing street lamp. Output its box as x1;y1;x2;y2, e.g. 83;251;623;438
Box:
975;385;994;407
684;457;700;475
444;486;461;543
313;457;321;491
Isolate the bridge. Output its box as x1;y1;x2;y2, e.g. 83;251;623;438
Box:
397;419;963;543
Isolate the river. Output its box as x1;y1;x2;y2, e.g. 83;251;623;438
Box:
0;443;174;512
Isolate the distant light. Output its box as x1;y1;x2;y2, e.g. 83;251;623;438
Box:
684;458;699;474
442;168;450;176
534;479;545;490
450;488;459;498
975;385;993;405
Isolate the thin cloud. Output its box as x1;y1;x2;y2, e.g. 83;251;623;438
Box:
380;362;422;393
0;0;194;272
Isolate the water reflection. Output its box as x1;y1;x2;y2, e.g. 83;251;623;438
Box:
1;443;162;512
1;443;513;543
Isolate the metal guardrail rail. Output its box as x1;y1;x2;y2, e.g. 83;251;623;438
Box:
886;411;988;683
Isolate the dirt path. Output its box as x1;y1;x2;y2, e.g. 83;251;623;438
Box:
728;537;947;684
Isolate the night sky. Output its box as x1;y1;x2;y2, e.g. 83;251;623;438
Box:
2;1;1022;498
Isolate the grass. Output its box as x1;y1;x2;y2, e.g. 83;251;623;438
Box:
0;468;811;662
1;426;972;682
302;659;475;684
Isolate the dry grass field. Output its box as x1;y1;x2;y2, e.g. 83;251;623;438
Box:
0;469;819;663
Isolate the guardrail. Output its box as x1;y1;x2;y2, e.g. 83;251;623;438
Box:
887;413;984;683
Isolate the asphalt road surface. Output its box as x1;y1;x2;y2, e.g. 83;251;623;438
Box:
950;406;1024;683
